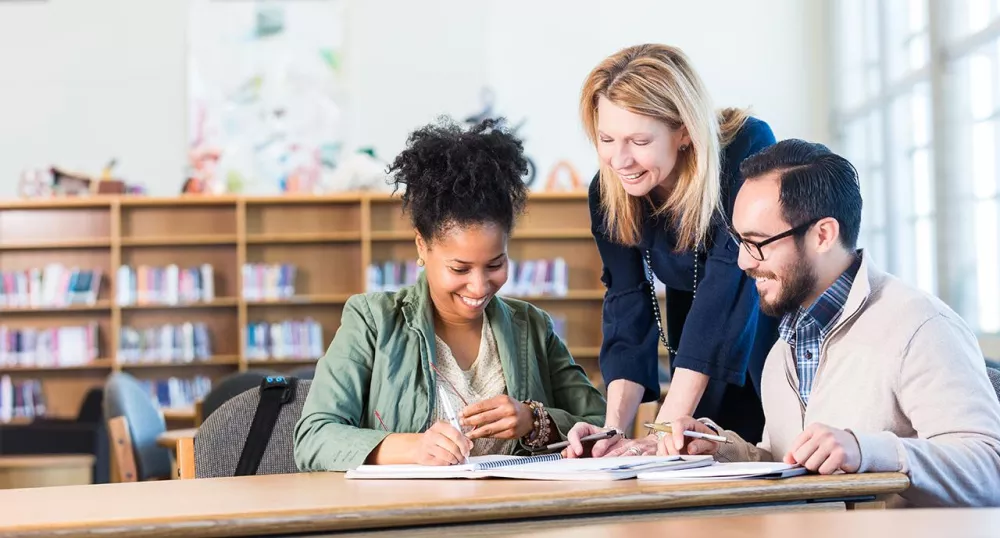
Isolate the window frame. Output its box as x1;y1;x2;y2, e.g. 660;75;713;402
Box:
829;0;1000;353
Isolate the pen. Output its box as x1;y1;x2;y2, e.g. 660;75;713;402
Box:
535;429;619;452
436;385;469;464
437;385;464;434
644;422;731;444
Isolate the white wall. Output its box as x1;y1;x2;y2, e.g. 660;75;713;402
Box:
0;0;829;197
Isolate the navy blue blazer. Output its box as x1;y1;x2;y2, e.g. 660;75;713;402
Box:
590;117;780;403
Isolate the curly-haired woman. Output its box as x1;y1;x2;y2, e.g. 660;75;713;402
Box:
293;117;606;471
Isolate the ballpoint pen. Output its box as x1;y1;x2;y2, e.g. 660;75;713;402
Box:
437;385;464;432
644;422;731;444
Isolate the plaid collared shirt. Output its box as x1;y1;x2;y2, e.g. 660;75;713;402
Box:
778;255;862;405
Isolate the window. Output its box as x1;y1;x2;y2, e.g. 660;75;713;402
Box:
832;0;1000;336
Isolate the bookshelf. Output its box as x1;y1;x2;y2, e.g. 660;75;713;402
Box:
0;192;668;423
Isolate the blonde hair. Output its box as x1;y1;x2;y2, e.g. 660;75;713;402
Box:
580;44;749;250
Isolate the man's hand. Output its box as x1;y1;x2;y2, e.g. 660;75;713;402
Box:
783;422;861;474
656;416;721;456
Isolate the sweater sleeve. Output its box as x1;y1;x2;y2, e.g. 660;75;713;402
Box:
851;314;1000;507
590;177;661;403
670;119;777;386
293;295;392;471
714;421;775;463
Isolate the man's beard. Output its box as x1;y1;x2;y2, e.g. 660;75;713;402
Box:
751;255;817;318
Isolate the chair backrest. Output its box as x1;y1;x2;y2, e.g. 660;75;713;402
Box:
194;379;311;478
76;388;104;423
290;366;316;380
987;367;1000;403
199;370;279;423
102;372;172;480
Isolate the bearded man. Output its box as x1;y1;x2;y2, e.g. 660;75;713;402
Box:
659;139;1000;509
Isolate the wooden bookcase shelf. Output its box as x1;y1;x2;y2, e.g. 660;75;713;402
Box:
0;190;668;420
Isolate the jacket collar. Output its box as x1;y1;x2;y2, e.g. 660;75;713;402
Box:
399;272;527;401
832;249;875;336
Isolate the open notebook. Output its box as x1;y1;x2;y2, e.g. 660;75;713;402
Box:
345;454;715;481
636;461;807;481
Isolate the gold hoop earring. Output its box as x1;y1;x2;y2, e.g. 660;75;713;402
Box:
416;257;425;267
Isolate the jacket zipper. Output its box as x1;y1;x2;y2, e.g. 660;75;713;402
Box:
784;294;870;430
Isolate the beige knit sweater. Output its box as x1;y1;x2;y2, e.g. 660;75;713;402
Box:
717;252;1000;508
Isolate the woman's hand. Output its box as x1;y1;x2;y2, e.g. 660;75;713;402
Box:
606;434;659;457
561;422;627;458
460;395;534;440
656;416;721;456
414;421;472;465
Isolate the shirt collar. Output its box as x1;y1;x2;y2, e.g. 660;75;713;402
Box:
778;252;862;343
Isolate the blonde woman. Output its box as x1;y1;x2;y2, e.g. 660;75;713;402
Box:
565;44;779;458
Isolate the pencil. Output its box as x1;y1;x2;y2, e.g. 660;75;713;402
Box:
643;422;731;444
374;410;389;431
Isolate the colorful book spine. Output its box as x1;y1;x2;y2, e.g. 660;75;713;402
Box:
116;264;215;306
241;263;297;300
117;323;212;364
498;257;569;297
0;265;102;308
136;376;212;410
0;376;45;423
244;318;324;361
366;261;422;292
0;323;99;367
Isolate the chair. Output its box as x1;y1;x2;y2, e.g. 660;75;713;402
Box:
102;372;172;482
0;387;110;483
987;366;1000;403
290;365;316;380
197;370;279;425
193;379;311;478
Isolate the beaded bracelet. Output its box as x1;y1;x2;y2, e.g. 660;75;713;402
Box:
522;400;553;448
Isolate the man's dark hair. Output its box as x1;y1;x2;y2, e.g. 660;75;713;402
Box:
739;139;863;250
387;116;529;243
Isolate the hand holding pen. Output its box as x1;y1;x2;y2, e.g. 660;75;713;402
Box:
647;416;728;457
414;421;472;466
411;385;472;466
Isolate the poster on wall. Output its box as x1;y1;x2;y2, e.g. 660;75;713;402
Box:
187;0;347;195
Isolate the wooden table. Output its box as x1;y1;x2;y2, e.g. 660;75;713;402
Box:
0;454;94;490
0;471;908;537
336;507;1000;538
156;427;198;450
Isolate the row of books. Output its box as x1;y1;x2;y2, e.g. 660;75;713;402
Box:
498;259;569;297
366;260;422;292
0;376;45;423
365;258;569;297
0;323;100;368
138;376;212;410
245;318;325;361
117;323;213;364
116;264;215;306
0;265;102;308
242;263;297;301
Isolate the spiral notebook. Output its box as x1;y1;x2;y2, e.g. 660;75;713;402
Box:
344;454;714;481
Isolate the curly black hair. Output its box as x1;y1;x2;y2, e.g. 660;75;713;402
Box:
387;116;529;243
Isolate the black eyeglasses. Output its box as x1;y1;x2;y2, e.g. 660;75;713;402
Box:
728;217;822;261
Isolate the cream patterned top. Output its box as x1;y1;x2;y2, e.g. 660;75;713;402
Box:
432;313;517;456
